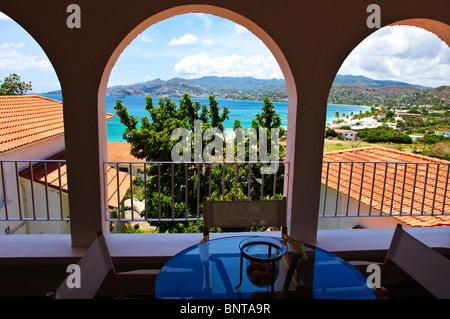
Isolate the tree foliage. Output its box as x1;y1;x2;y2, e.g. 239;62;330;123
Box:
357;126;412;144
0;73;32;95
113;93;286;233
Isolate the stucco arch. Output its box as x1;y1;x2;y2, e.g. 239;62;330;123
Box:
97;5;298;234
1;0;447;246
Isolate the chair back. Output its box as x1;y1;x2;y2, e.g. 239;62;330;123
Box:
386;225;450;299
203;198;287;229
53;234;114;299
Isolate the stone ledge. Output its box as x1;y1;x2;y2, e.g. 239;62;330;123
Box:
0;227;448;265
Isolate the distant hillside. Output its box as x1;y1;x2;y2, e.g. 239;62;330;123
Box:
333;75;431;89
106;77;207;97
329;84;449;107
47;75;447;105
105;76;289;101
191;76;286;90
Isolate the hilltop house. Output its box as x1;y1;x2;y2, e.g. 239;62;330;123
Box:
334;129;359;141
0;95;132;235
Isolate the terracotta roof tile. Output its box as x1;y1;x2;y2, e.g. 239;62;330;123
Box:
322;147;450;227
0;95;114;153
108;142;145;163
334;129;359;135
0;95;64;153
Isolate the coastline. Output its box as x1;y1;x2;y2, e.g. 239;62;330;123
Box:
328;103;373;108
37;93;369;142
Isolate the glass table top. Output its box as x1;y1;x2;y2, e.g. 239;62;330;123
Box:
155;235;375;299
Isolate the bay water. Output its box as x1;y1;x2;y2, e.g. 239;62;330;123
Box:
39;94;369;143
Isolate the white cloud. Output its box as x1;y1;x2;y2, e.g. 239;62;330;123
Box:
338;26;450;87
0;42;25;49
173;53;283;79
202;38;215;46
235;25;249;35
0;42;51;70
194;13;213;31
137;34;153;43
168;33;198;46
0;12;11;20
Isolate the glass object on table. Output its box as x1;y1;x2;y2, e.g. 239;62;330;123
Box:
236;237;288;296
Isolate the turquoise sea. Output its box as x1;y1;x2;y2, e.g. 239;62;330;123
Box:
39;94;369;143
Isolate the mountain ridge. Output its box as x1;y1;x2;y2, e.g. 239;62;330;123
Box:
103;75;434;98
46;75;447;105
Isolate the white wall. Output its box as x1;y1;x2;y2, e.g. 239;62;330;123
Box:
0;135;68;235
0;135;65;162
318;185;400;230
19;178;70;234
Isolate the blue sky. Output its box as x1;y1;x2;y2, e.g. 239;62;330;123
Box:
0;12;448;93
108;13;283;88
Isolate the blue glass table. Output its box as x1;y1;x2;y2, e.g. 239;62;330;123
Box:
155;236;375;299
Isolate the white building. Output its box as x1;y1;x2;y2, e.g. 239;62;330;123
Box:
333;129;359;141
0;95;131;235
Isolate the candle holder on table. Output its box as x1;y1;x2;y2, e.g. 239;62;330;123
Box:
235;237;288;297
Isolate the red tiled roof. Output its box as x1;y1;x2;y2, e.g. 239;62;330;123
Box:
322;147;450;227
108;142;145;163
0;95;114;153
19;151;133;209
334;129;359;135
0;95;64;153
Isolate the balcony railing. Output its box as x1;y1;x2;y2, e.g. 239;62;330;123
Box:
0;159;68;223
1;158;449;234
103;160;449;227
320;161;450;219
103;161;290;224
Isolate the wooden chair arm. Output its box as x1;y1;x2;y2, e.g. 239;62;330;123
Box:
115;269;160;279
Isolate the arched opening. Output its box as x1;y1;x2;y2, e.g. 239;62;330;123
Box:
0;12;67;235
98;5;296;235
321;20;450;230
100;5;295;101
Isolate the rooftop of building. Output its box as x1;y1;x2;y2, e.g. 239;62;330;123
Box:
0;95;113;154
322;147;450;227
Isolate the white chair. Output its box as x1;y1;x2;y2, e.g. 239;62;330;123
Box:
352;224;450;299
202;198;305;297
47;232;159;299
202;198;291;242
